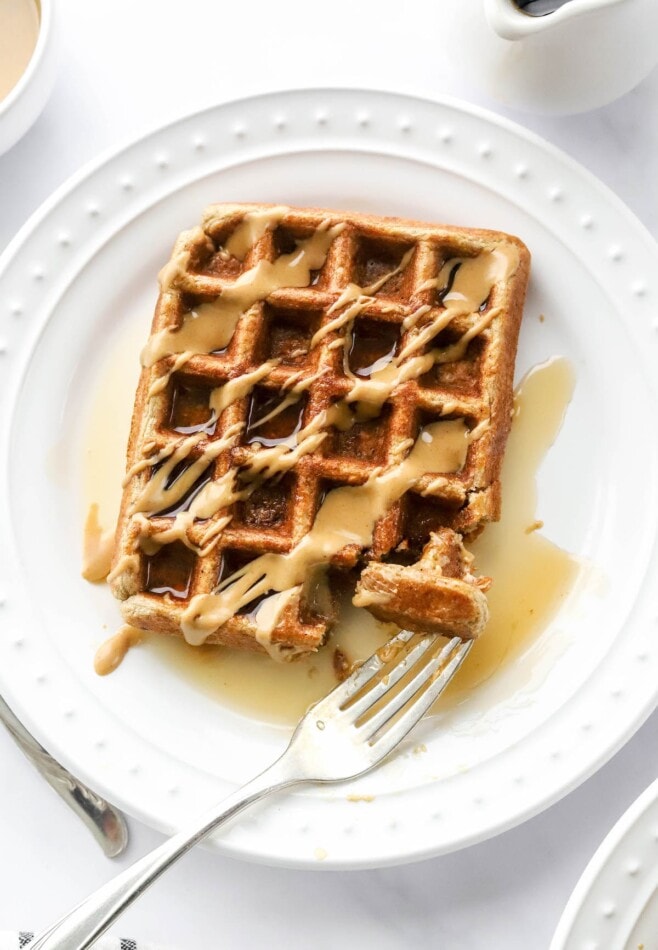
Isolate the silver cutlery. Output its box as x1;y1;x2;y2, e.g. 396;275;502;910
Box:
31;630;472;950
515;0;573;15
0;695;128;858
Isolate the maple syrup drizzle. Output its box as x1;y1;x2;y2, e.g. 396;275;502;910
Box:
142;219;345;366
443;356;580;701
180;419;469;645
88;211;529;668
246;390;306;447
124;225;518;587
82;298;578;704
145;357;580;721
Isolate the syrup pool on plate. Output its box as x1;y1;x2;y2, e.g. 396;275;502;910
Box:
443;356;580;704
83;318;581;725
0;0;40;102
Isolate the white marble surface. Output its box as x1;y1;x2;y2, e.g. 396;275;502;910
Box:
1;1;657;947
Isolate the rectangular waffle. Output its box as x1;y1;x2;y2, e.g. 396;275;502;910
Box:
109;203;530;658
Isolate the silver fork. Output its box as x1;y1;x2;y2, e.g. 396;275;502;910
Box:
31;630;472;950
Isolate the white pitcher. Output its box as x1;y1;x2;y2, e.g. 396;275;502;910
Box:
452;0;658;114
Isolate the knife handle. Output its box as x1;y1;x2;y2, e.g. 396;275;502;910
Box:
0;695;128;858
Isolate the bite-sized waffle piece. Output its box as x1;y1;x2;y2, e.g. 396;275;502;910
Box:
354;528;490;639
110;203;530;656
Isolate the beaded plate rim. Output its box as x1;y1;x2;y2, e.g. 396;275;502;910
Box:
0;88;657;869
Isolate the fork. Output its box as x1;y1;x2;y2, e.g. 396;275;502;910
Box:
30;630;472;950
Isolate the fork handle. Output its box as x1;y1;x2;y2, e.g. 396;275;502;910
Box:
30;756;300;950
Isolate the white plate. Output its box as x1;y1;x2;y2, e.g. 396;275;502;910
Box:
552;777;658;950
1;89;657;870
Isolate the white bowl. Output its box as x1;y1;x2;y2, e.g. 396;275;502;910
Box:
0;0;57;157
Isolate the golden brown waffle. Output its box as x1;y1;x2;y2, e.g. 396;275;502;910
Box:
110;203;530;656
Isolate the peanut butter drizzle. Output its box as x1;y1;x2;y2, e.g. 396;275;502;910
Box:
142;221;345;367
107;552;140;585
422;247;519;314
209;362;326;435
180;419;468;645
148;352;193;398
342;245;520;407
123;439;181;486
135;470;244;556
219;206;289;261
116;222;521;633
94;625;143;676
127;358;578;721
249;392;301;435
149;224;406;419
131;399;348;558
127;401;350;558
130;423;243;516
253;587;305;659
342;350;436;408
313;244;513;404
121;233;519;601
0;0;39;102
209;362;278;418
351;586;393;608
134;401;357;558
310;247;414;348
240;421;328;479
124;424;245;556
434;309;499;366
81;503;115;582
156;235;200;296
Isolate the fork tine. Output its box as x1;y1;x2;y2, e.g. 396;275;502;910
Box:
340;634;437;720
370;640;473;754
358;637;463;740
317;629;415;710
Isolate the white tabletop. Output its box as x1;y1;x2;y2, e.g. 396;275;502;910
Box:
1;1;657;947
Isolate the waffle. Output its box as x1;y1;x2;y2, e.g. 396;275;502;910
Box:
110;203;530;657
354;528;491;639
